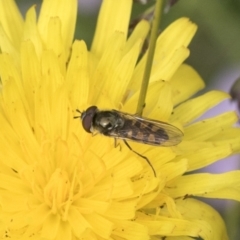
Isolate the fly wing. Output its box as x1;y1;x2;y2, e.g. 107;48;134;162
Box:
111;110;183;146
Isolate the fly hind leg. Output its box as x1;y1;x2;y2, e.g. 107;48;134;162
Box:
123;140;156;177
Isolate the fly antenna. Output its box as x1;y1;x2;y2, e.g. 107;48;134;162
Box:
74;109;82;119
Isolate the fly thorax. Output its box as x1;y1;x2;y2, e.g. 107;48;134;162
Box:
99;116;115;130
95;112;124;132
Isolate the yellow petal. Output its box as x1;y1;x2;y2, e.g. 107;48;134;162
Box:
160;158;188;182
5;211;29;229
137;190;160;210
38;0;77;50
68;207;90;237
147;80;173;121
166;171;240;202
46;17;67;68
1;80;40;156
149;147;177;170
175;198;228;240
136;211;211;238
0;0;23;49
129;18;197;92
0;135;27;172
0;53;20;86
41;213;60;239
112;178;135;199
23;6;43;58
0;190;29;212
91;0;132;58
176;142;231;170
74;198;109;214
157;18;197;52
66;40;89;108
111;40;142;108
209;128;240;153
123;80;173;120
171;64;205;106
151;47;189;82
184;111;238;141
105;200;137;219
124;20;150;55
27;204;50;226
0;25;19;65
170;90;230;125
84;213;113;239
138;197;228;240
90;32;125;105
55;221;72;240
111;218;148;240
20;41;40;113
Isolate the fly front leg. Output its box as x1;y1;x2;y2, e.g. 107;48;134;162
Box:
114;138;122;151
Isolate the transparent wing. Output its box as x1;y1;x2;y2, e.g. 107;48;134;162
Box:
106;110;183;146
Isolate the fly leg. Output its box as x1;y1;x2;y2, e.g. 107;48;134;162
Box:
123;140;156;177
114;138;122;151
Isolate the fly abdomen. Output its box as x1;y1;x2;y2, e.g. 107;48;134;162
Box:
121;119;169;145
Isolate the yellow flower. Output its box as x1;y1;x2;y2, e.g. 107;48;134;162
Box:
0;0;239;239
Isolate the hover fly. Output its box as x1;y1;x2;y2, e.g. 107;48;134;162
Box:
75;106;183;176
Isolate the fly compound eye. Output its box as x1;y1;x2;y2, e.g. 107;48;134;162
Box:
81;106;98;133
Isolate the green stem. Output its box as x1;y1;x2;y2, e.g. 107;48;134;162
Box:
136;0;164;116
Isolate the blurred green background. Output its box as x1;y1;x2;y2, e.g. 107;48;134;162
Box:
16;0;240;239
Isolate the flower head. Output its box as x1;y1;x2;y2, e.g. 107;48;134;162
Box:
0;0;240;239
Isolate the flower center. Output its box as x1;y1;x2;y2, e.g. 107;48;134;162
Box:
43;169;72;217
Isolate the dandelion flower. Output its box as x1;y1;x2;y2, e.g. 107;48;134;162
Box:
0;0;240;239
